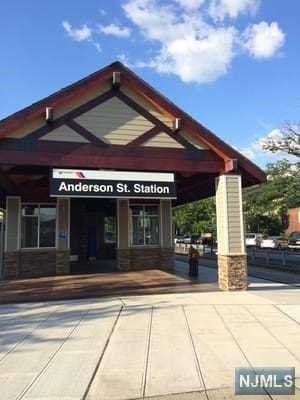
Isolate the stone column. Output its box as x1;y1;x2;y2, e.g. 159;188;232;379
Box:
215;174;247;290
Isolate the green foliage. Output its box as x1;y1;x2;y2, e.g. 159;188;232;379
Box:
243;159;300;235
173;159;300;237
173;197;216;236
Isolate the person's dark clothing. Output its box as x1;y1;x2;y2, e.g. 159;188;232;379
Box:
188;247;199;277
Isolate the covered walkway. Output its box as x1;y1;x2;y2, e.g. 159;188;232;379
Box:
0;261;218;304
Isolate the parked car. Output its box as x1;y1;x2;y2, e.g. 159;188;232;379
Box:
174;236;184;244
288;231;300;251
260;236;288;249
201;233;213;245
245;233;263;247
183;234;201;244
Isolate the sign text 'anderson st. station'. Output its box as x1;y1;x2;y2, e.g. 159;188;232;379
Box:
50;169;176;199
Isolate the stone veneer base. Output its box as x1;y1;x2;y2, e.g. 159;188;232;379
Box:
218;254;248;290
117;247;174;272
3;250;70;279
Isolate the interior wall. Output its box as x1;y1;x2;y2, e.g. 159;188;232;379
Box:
70;198;117;263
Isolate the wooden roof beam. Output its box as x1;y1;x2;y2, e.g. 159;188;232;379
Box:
112;71;121;88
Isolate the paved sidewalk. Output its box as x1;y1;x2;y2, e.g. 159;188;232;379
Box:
0;266;300;399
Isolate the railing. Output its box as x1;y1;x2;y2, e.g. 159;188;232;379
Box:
175;243;300;271
175;243;216;256
247;247;300;271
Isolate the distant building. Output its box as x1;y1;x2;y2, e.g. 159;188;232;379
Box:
286;207;300;234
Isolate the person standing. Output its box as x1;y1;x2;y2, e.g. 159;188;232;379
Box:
188;246;200;277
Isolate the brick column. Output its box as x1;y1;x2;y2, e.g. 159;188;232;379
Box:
215;174;247;290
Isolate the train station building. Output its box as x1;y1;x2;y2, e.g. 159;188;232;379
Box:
0;62;265;290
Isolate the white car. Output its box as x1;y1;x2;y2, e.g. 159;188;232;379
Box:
260;236;288;249
245;233;263;247
288;232;300;251
174;236;184;244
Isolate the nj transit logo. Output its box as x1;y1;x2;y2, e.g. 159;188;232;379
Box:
235;367;295;395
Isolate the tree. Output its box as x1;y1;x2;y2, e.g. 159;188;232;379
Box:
260;122;300;157
173;160;300;237
173;197;216;236
243;159;300;235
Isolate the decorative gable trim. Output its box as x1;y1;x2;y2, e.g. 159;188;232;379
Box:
0;61;266;183
19;89;115;145
142;132;185;149
39;125;90;143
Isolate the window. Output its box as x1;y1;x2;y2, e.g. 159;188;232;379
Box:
21;204;56;248
104;216;117;243
130;205;159;246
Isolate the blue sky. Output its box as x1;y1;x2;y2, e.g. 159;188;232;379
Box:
1;0;299;167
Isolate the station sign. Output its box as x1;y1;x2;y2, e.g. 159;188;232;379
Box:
50;169;176;199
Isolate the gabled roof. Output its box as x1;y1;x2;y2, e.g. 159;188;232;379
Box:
0;61;266;184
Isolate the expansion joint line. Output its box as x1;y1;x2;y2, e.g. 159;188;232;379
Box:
245;305;300;363
273;304;300;325
17;306;92;400
142;306;153;399
213;305;274;400
0;303;61;365
182;305;209;400
82;305;124;400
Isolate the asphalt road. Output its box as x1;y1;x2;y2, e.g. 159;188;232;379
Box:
176;254;300;286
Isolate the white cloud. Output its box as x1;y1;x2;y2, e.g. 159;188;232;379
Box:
62;20;101;52
235;129;298;167
118;53;134;67
62;21;92;42
123;0;202;44
123;0;237;83
93;42;102;53
238;146;256;159
236;129;283;161
99;23;131;38
208;0;259;21
61;1;286;85
256;128;283;148
151;27;237;83
243;21;285;58
174;0;206;11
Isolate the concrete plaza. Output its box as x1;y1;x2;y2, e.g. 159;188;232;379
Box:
0;262;300;400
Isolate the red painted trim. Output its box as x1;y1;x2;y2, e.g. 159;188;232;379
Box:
0;61;265;184
0;169;22;195
121;72;266;182
0;149;223;173
0;139;221;161
0;65;115;136
21;89;115;143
